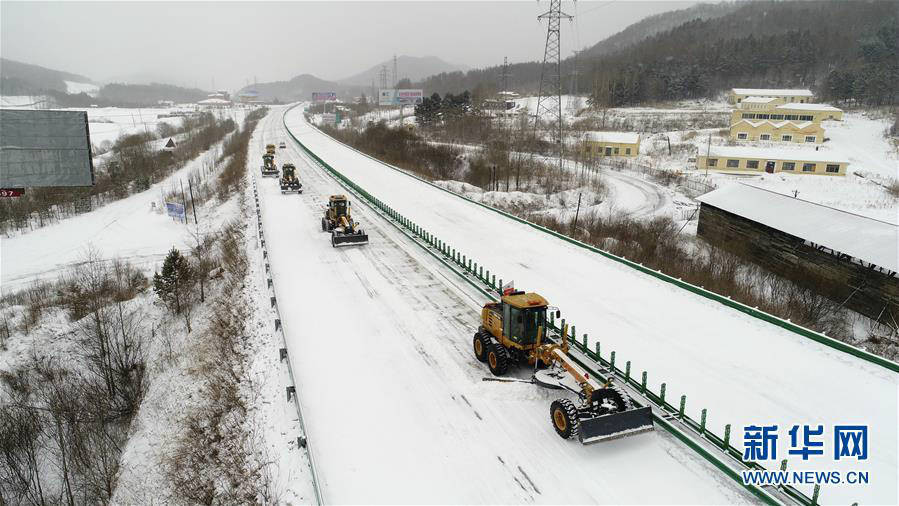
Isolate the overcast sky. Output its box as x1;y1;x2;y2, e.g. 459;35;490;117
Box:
2;1;705;91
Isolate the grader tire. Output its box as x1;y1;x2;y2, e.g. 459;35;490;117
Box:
486;342;510;376
473;332;489;362
321;217;328;232
550;399;580;440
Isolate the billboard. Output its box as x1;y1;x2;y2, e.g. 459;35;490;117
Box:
379;89;424;106
378;89;395;106
395;89;424;105
0;109;95;187
312;92;337;102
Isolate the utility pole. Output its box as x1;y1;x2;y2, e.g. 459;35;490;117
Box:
535;0;572;178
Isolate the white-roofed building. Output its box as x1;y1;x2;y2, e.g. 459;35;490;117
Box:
696;145;848;175
728;88;814;104
696;183;898;321
580;131;640;158
732;102;843;124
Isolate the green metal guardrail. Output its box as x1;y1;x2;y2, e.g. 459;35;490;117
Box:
284;106;827;506
288;110;898;375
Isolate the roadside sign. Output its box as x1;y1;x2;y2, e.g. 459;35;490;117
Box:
165;201;185;220
0;188;25;197
312;92;337;102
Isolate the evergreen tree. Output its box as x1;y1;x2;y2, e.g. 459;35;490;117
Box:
153;247;193;316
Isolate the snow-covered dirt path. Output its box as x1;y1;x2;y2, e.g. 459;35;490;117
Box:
256;112;753;504
284;106;898;505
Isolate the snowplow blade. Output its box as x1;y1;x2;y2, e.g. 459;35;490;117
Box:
331;231;369;247
577;406;654;444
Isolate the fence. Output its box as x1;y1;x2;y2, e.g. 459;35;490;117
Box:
284;109;833;505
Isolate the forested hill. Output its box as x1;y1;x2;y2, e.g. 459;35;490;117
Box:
416;0;897;107
587;0;897;106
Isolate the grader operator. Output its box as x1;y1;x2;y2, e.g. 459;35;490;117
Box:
473;290;654;444
321;195;369;247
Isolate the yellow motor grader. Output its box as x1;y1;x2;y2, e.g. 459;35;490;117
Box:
265;143;276;155
261;153;278;177
473;290;654;444
279;163;302;194
321;195;369;247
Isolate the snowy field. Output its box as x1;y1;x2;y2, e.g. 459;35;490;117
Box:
285;105;897;505
255;110;753;503
0;96;211;147
0;103;246;291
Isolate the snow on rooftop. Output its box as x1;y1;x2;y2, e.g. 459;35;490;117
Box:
698;184;898;271
585;131;640;144
198;98;230;105
741;96;781;103
732;88;814;96
704;145;847;163
775;103;842;112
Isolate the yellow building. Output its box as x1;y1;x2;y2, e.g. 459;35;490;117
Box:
729;119;824;144
581;131;640;158
697;146;847;176
728;88;814;105
731;103;843;124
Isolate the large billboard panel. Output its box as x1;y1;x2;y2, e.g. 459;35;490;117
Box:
395;89;424;105
379;89;424;106
0;109;95;187
378;89;395;106
312;92;337;102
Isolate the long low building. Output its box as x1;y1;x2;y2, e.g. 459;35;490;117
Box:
729;119;824;144
580;131;640;158
732;102;843;124
696;183;897;322
696;145;847;175
727;88;814;104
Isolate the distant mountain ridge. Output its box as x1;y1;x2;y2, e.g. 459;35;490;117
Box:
236;73;350;103
412;0;897;107
338;55;468;86
0;58;94;95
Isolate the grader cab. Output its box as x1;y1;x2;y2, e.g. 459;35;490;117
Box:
473;291;654;445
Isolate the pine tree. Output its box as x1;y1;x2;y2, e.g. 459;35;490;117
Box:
153;247;193;316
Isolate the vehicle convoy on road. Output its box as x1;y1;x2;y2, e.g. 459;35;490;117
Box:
474;290;654;444
261;153;279;177
321;194;369;247
279;163;302;194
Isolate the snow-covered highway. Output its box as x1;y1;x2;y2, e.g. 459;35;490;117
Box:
283;105;898;505
255;111;753;503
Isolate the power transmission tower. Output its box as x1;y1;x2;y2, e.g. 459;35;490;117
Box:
534;0;572;175
500;56;512;93
567;48;583;113
393;54;398;88
379;65;390;119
